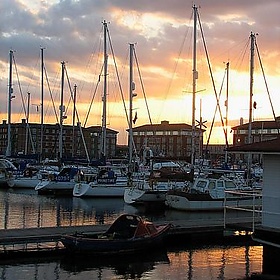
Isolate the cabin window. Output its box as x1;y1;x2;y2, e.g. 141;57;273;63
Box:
225;181;236;189
217;181;224;189
196;180;207;191
208;181;215;190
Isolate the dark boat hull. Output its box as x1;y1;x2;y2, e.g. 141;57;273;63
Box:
61;225;170;254
61;214;171;255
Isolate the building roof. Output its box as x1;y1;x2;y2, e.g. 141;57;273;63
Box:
227;137;280;154
132;120;204;132
0;120;118;134
85;125;118;134
231;120;280;130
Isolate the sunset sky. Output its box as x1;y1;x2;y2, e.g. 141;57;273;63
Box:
0;0;279;145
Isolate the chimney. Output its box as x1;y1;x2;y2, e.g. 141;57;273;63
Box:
161;120;169;125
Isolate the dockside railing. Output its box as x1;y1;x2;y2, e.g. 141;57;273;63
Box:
223;189;262;233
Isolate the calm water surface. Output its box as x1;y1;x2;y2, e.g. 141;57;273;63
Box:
0;188;263;280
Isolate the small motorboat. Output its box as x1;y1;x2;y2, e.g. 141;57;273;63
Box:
124;162;194;206
60;214;171;255
165;175;262;211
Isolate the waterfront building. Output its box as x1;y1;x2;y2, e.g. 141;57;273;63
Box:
202;143;233;167
228;138;280;275
0;119;118;160
231;117;280;163
131;120;204;161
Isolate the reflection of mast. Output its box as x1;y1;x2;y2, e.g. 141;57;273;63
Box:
100;20;108;159
188;250;193;279
6;50;13;157
191;5;198;166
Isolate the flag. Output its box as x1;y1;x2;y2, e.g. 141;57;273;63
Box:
133;112;138;124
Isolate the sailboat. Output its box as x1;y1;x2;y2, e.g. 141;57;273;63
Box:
123;43;194;206
13;48;49;189
0;50;17;188
73;21;129;198
35;61;98;194
165;9;262;211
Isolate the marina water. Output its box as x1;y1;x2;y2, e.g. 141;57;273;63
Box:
0;188;263;279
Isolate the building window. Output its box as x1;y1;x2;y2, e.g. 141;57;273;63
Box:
238;130;247;134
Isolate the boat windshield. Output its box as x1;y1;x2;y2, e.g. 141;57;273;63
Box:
196;180;207;192
225;180;237;189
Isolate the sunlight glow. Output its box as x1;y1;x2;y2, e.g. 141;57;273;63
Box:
112;10;173;39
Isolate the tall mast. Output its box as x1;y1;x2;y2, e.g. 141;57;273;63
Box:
25;91;31;155
247;32;256;181
40;47;45;159
72;84;77;158
59;61;65;160
225;62;229;163
128;43;135;170
248;32;255;145
191;5;198;166
100;20;108;160
6;50;13;157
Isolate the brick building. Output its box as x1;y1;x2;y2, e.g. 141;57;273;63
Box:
230;118;280;163
131;120;204;161
0;119;118;160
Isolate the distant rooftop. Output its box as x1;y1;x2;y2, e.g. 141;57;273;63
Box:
231;118;280;130
227;137;280;154
132;120;204;132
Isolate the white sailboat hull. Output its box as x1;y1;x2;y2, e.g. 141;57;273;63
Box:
73;182;126;198
13;177;41;189
35;180;75;194
165;192;262;211
124;187;167;205
124;179;187;205
0;175;14;188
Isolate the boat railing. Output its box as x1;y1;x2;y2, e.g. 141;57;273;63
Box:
223;189;262;233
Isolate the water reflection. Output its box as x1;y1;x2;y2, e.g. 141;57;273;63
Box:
61;249;170;277
0;188;265;279
0;188;257;230
0;244;262;280
0;189;128;229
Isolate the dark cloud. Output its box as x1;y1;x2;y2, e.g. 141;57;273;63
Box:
0;0;279;143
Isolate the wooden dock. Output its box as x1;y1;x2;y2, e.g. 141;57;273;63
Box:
0;216;260;259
